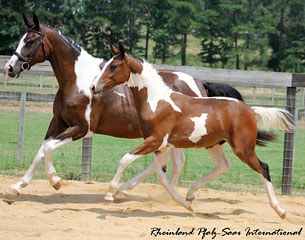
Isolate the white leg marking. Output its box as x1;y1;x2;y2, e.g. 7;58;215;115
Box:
186;144;231;201
43;138;73;187
188;113;208;143
8;137;73;195
259;174;286;218
153;148;192;210
169;148;185;186
9;142;46;195
105;153;142;202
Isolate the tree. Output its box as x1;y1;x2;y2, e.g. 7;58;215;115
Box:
268;0;305;72
196;0;232;68
169;0;196;65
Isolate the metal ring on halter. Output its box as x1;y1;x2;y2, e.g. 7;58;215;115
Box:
21;62;30;71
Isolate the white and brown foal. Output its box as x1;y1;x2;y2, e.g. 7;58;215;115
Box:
92;44;294;219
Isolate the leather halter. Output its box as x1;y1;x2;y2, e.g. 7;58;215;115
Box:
13;25;47;70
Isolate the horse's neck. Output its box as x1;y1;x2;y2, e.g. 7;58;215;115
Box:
128;62;180;113
47;31;102;95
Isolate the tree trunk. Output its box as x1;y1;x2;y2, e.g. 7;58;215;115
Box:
145;27;149;60
181;33;187;66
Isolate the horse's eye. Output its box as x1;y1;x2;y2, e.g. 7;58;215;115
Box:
109;64;117;72
26;39;35;45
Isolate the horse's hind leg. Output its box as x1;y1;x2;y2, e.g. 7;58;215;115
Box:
186;144;231;202
258;160;286;219
233;145;286;219
169;148;185;186
153;148;192;210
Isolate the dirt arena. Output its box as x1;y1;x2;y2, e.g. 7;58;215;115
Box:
0;175;304;240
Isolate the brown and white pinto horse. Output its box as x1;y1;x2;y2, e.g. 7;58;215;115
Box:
92;44;294;219
4;14;244;197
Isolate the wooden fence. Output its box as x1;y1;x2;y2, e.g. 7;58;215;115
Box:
1;55;305;194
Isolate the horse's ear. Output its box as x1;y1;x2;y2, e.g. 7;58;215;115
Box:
23;13;33;28
33;13;40;31
110;44;119;55
118;44;126;59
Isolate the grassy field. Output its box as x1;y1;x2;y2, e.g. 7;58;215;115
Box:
0;106;304;195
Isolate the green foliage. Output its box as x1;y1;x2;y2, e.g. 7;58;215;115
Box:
1;0;305;71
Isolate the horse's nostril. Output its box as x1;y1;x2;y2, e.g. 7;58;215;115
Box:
8;65;13;73
90;84;96;91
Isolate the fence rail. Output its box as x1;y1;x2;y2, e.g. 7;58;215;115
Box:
1;55;305;195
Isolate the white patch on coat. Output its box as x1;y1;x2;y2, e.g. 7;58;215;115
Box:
74;48;104;135
114;90;126;98
173;72;203;97
4;34;27;70
188;113;208;143
159;134;169;150
128;61;181;113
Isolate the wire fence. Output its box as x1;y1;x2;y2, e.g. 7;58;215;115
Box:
0;63;304;195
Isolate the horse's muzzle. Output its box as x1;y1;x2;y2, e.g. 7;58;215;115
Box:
90;84;102;95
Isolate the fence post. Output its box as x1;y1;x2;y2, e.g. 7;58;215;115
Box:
18;92;26;164
282;87;296;195
81;137;92;182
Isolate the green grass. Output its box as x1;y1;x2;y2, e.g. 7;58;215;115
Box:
0;107;304;194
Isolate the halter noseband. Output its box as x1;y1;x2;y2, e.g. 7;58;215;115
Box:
13;25;47;71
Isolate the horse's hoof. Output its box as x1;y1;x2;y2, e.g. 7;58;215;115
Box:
279;210;287;219
115;190;128;199
186;196;195;202
186;202;194;212
52;179;63;190
4;187;20;197
103;199;113;205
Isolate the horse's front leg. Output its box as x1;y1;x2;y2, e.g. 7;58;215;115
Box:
5;142;46;196
104;136;162;203
115;147;177;198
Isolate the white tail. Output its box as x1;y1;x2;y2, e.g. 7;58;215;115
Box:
252;106;294;131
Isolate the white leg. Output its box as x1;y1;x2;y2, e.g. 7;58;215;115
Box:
259;174;286;219
186;144;231;201
116;161;155;198
169;148;185;186
6;142;46;196
5;137;73;196
153;149;192;210
104;153;142;202
43;138;73;188
116;147;178;197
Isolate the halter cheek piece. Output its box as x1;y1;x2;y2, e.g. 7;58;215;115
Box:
13;25;47;71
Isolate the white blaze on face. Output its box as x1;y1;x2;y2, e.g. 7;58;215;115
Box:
188;113;208;143
91;57;113;90
128;61;182;113
173;72;203;97
4;33;27;70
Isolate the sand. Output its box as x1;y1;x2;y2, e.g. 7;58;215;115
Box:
0;175;304;240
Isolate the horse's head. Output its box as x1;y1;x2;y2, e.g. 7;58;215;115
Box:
4;13;49;77
92;44;138;94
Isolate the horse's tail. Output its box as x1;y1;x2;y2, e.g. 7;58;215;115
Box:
203;82;244;101
252;106;294;146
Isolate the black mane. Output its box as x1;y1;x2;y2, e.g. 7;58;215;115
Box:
47;25;82;53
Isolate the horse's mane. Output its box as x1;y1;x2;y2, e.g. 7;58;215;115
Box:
46;25;82;53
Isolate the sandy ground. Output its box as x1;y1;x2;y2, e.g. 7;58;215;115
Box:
0;175;304;240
